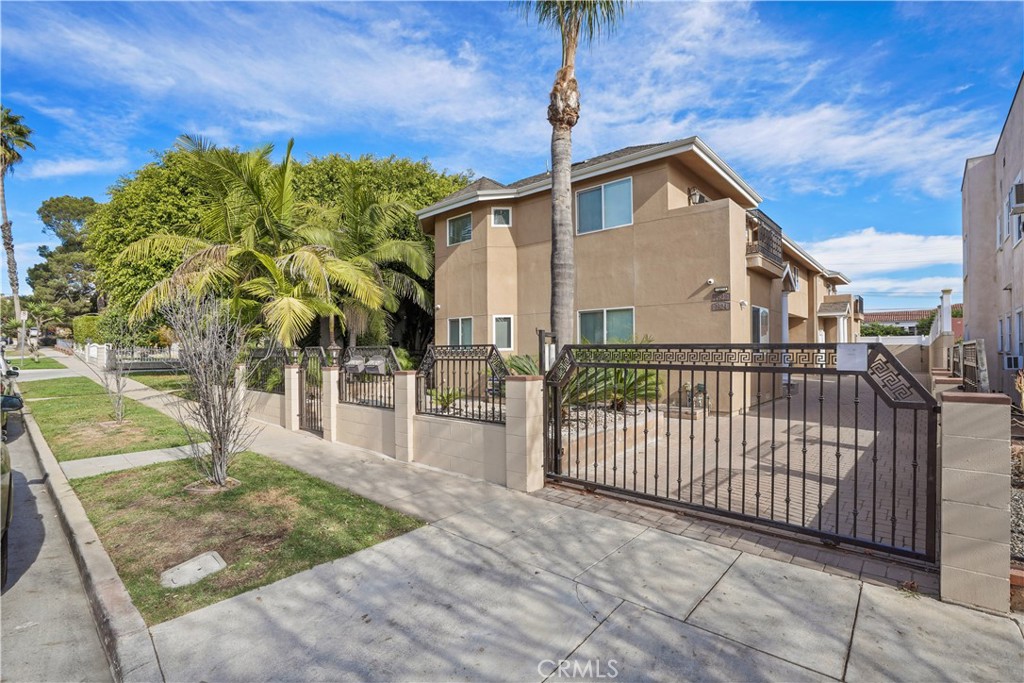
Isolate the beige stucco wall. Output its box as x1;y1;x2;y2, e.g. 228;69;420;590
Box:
249;390;286;427
336;403;395;457
963;76;1023;400
412;415;507;485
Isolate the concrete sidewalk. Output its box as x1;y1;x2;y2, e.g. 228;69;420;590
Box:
43;349;1024;681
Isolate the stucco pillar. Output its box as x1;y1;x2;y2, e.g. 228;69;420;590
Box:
321;364;340;442
393;371;417;463
96;343;109;369
939;392;1011;613
505;375;545;493
284;364;301;431
940;288;953;335
235;362;246;396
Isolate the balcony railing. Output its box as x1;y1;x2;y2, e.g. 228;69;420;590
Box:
746;209;784;266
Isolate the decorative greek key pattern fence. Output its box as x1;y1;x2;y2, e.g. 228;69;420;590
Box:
545;342;938;562
339;346;400;410
417;344;509;423
247;348;287;395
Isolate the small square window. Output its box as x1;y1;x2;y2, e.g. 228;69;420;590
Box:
493;315;513;350
448;317;472;346
492;208;511;228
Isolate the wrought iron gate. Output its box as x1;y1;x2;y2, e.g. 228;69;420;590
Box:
544;343;939;562
299;347;326;435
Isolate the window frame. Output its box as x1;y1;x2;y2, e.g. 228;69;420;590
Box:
492;314;514;351
998;318;1005;352
1013;174;1023;246
1016;309;1024;358
447;316;473;346
446;212;473;247
491;207;512;228
575;177;634;235
576;306;635;344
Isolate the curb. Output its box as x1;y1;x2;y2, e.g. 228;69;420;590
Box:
21;408;165;683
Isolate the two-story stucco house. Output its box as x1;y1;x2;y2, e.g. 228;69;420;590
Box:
962;73;1024;399
416;137;862;354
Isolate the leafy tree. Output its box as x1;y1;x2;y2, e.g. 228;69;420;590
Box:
516;1;629;351
87;148;204;307
916;311;937;336
861;322;913;337
1;107;35;346
122;136;383;348
24;299;65;333
28;195;99;317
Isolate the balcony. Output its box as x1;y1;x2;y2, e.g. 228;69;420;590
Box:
746;210;785;278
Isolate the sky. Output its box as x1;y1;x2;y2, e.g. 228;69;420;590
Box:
1;0;1022;312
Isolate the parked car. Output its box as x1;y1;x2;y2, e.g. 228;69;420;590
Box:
1;393;25;588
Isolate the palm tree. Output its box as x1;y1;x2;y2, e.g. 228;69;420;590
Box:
516;1;627;351
121;136;383;348
0;107;35;348
307;167;433;348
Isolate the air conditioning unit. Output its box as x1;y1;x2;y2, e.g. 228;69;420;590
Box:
1012;183;1024;215
688;187;709;206
1004;355;1023;370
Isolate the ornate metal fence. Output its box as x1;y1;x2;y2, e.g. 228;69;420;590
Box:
960;340;989;393
247;347;287;395
416;345;509;423
545;343;939;562
339;346;400;409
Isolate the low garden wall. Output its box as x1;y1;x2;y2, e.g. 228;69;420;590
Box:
412;415;506;485
336;402;395;458
249;390;286;428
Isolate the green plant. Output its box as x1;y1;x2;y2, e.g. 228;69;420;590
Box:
507;354;540;375
73;313;102;343
394;347;417;371
427;387;464;411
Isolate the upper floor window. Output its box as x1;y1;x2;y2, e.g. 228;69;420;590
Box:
998;318;1005;352
448;317;472;346
491;207;511;228
493;315;513;351
752;306;770;344
577;178;633;234
447;213;472;246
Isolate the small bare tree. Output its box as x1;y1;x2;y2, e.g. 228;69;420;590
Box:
80;314;135;424
162;295;257;487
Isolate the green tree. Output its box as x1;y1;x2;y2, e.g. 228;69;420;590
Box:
861;322;912;337
916;311;936;336
87;148;204;307
307;167;433;347
1;107;36;346
28;195;99;317
121;136;383;348
516;1;629;351
295;153;469;350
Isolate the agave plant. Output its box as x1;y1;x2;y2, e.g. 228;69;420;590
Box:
427;386;464;412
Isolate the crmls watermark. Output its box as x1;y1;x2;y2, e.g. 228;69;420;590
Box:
538;659;619;679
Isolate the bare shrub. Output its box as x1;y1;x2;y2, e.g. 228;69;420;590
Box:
162;295;258;487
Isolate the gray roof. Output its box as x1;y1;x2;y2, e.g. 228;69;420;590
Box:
506;142;668;189
440;176;507;202
817;302;851;316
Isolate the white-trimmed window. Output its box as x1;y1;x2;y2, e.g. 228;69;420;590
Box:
751;306;770;344
447;213;472;246
1013;175;1023;244
493;315;513;351
576;177;633;234
578;307;634;344
998;318;1005;352
1017;309;1024;357
448;317;472;346
491;207;511;228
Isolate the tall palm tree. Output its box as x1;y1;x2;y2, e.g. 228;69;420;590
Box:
307;167;433;348
516;1;627;351
121;135;383;348
0;107;35;347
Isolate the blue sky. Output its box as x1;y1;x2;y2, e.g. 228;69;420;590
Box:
2;0;1022;311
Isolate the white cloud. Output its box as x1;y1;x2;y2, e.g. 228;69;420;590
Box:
24;157;128;179
802;228;962;278
841;276;962;297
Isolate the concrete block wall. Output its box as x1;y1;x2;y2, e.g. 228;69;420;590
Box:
939;391;1011;613
412;415;507;485
336;403;395;457
249;391;287;427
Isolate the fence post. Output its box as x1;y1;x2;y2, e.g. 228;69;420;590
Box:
393;371;417;463
505;375;545;492
939;392;1011;613
284;362;301;431
321;362;339;442
96;344;109;370
235;363;246;395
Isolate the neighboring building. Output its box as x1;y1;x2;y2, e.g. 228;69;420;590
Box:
417;137;862;354
962;73;1023;397
864;304;963;335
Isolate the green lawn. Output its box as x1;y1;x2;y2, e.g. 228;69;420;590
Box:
10;356;66;370
21;377;191;461
73;452;423;624
131;372;191;398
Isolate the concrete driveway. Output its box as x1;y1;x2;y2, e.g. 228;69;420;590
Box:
151;495;1023;682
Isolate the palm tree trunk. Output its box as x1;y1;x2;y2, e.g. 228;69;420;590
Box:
548;57;580;353
0;172;22;347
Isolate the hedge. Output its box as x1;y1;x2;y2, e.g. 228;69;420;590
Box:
72;314;103;343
